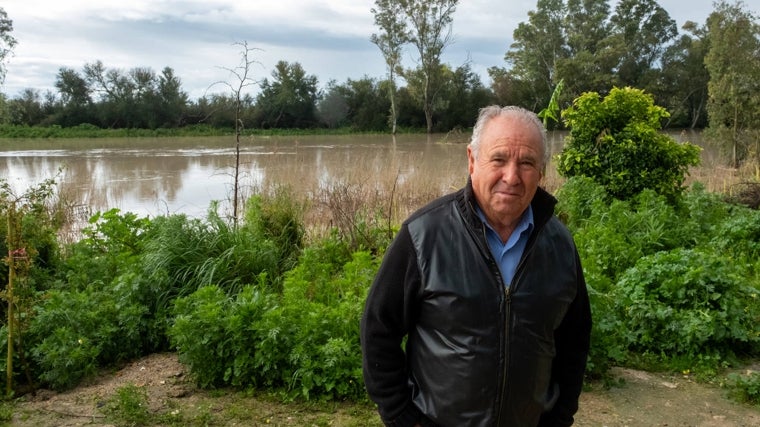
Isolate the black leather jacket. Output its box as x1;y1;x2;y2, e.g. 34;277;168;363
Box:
361;182;591;427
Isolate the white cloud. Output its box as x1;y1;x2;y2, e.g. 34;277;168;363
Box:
2;0;719;100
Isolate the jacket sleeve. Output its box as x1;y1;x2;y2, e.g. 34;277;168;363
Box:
360;225;425;427
539;249;592;427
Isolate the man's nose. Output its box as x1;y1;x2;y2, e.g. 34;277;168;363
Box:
502;161;521;185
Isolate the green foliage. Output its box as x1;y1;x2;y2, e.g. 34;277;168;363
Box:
559;178;698;289
141;201;295;301
60;209;151;292
0;400;12;421
170;283;274;389
243;188;305;276
169;234;375;401
27;285;148;390
101;383;152;426
557;87;701;202
538;79;564;128
557;178;760;377
255;245;376;400
554;175;610;229
726;371;760;406
704;0;760;167
616;248;760;358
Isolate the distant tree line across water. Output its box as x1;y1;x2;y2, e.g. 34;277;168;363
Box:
0;1;758;144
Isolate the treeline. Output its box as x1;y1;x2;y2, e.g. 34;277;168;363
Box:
2;59;491;133
0;0;758;135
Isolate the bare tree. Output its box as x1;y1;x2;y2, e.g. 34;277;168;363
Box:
212;41;262;226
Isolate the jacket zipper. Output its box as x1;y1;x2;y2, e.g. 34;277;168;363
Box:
496;284;511;426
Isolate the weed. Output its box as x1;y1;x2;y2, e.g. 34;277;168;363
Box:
101;383;151;426
726;371;760;406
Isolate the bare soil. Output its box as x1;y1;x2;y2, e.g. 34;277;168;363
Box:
8;352;760;426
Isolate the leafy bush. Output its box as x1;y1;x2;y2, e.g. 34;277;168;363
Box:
170;283;274;388
559;180;697;289
615;248;760;358
58;209;151;292
710;206;760;266
27;286;148;390
726;371;760;406
169;234;374;401
556;178;760;377
554;176;610;229
142;195;302;301
254;245;376;400
242;187;305;279
557;87;701;202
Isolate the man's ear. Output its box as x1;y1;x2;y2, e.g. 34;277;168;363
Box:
467;146;475;175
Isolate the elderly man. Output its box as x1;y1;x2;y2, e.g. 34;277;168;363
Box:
361;105;591;427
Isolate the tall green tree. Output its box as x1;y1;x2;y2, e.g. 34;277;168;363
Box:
437;63;493;131
54;67;94;126
0;8;17;124
659;21;710;129
254;61;319;129
371;0;409;134
398;0;458;133
556;0;616;102
609;0;677;90
342;77;390;131
506;0;567;110
0;7;16;86
7;88;51;125
152;67;188;128
704;0;760;167
487;66;535;108
83;60;140;128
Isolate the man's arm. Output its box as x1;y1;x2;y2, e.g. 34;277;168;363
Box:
539;250;592;427
361;226;425;427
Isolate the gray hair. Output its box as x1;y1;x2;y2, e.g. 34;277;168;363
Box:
468;105;548;167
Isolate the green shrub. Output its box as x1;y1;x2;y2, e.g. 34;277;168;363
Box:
726;371;760;406
615;248;760;359
58;209;151;292
565;184;696;288
170;282;274;389
710;207;760;264
27;286;148;390
141;197;300;302
554;176;610;229
243;187;305;274
101;383;151;426
557;87;701;202
170;234;375;401
254;247;376;400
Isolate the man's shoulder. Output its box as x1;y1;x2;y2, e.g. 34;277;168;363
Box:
404;189;463;226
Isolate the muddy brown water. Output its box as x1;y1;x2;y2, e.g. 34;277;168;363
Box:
0;130;707;219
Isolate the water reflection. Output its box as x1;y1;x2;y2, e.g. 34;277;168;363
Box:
0;130;710;219
1;135;470;218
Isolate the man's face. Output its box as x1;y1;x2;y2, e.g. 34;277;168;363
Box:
468;115;544;235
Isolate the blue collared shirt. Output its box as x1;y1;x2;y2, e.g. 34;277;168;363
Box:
476;205;534;287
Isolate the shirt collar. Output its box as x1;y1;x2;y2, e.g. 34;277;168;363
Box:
476;204;534;243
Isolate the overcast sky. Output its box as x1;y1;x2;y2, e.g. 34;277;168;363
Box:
2;0;719;101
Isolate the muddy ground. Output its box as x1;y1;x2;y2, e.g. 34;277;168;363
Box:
8;352;760;426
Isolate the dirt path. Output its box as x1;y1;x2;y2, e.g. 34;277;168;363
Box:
577;367;759;426
10;353;760;426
